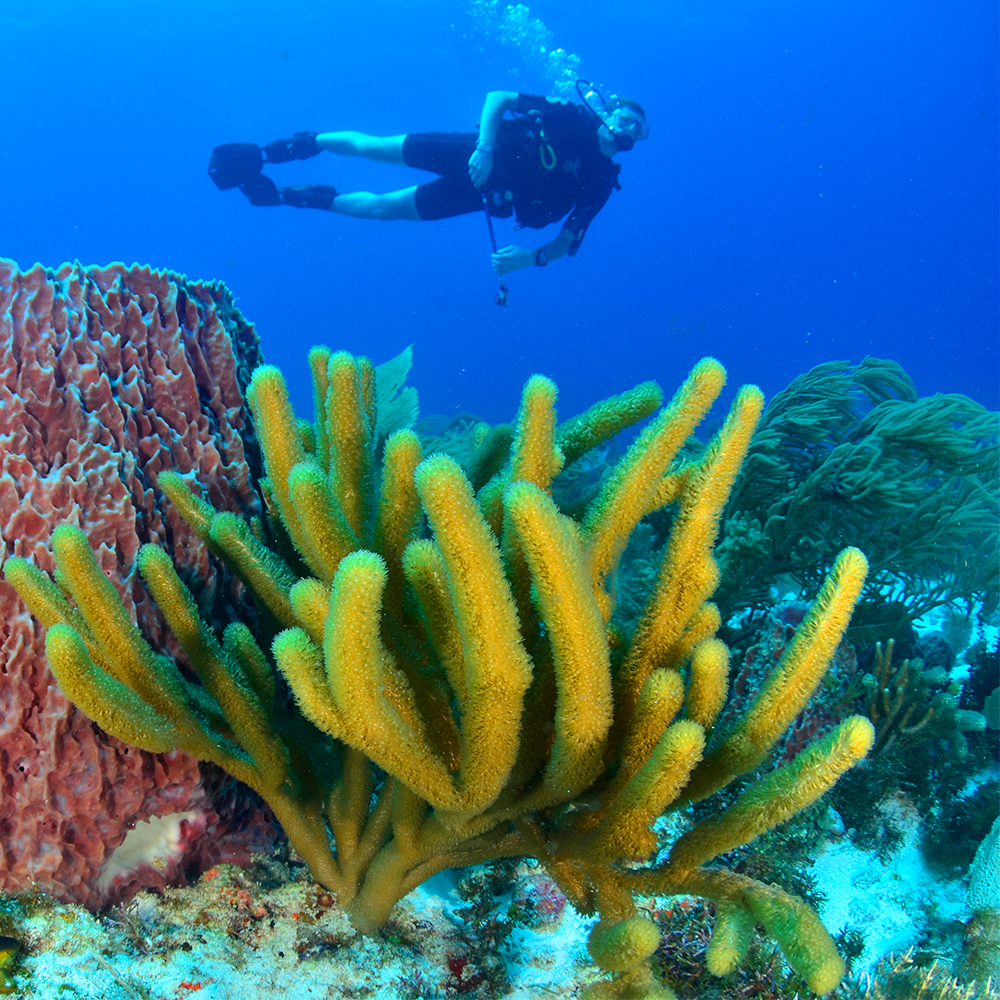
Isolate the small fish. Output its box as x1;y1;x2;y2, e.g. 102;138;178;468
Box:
0;937;19;997
0;937;18;970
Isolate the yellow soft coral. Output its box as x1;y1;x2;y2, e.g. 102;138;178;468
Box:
7;351;875;997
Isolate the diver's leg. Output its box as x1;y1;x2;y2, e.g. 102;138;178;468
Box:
317;132;406;165
332;185;420;221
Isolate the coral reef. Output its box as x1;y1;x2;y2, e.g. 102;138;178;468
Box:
0;258;273;908
0;856;603;998
922;778;999;879
854;949;1000;1000
863;640;947;755
826;629;995;871
5;344;881;997
715;605;860;765
964;815;1000;985
712;357;999;637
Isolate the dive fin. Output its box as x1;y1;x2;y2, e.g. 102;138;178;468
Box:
239;174;283;206
208;142;264;190
281;185;338;210
263;132;321;163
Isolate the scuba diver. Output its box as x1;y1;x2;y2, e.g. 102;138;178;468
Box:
208;84;648;275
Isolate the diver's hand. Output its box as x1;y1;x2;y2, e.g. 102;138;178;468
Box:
468;148;494;189
492;245;533;274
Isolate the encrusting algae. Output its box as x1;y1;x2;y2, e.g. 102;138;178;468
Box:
5;349;876;998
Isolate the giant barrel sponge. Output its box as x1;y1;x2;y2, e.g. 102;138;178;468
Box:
0;259;274;908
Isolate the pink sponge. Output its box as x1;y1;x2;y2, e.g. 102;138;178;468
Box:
0;259;275;909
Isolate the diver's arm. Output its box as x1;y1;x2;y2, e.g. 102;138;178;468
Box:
469;90;518;189
492;226;577;275
477;91;518;148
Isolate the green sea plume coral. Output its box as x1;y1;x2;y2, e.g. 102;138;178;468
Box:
6;349;876;997
713;357;999;631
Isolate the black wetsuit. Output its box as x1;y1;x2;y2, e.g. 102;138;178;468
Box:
402;93;621;254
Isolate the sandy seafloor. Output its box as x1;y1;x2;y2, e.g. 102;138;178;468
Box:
3;612;996;1000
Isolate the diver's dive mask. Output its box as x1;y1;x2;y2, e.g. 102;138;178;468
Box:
576;79;649;151
608;106;648;150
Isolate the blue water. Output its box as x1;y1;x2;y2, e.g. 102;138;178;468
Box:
2;0;996;424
